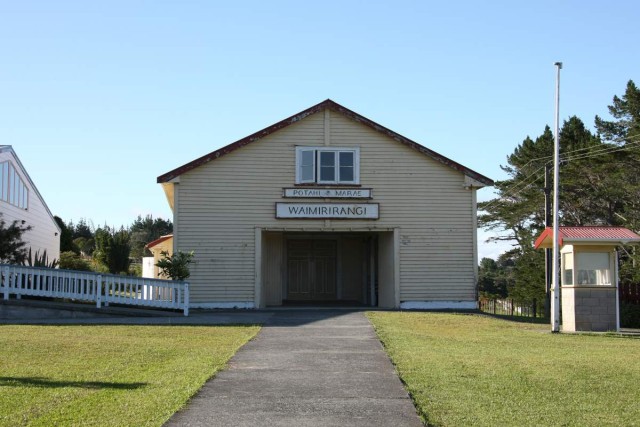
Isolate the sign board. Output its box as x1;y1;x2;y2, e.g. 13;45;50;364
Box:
283;188;372;199
276;203;379;219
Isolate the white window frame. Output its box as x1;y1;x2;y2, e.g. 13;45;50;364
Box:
295;146;360;185
0;161;28;210
575;252;612;286
296;147;316;184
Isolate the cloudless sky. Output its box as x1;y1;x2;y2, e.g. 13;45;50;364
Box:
1;1;639;260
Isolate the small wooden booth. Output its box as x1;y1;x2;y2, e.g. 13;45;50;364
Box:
535;226;640;332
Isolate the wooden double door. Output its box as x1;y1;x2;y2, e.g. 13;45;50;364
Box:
286;239;337;301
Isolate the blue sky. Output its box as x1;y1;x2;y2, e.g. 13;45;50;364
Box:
2;1;639;260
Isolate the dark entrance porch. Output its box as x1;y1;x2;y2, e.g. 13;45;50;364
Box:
260;231;395;307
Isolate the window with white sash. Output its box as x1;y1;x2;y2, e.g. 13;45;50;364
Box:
575;252;612;286
0;161;28;210
295;147;360;184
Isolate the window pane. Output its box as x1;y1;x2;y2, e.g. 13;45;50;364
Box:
578;252;609;270
339;152;354;182
0;162;4;201
576;252;611;285
339;166;354;182
561;253;573;285
339;152;353;167
301;150;314;181
10;165;15;205
320;152;335;181
563;269;573;286
2;163;7;201
576;269;611;285
14;169;18;206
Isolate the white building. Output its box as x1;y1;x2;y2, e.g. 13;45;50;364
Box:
0;146;60;263
157;100;493;309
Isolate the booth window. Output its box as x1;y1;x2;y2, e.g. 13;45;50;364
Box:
576;252;611;286
0;161;28;210
296;147;360;185
562;252;573;285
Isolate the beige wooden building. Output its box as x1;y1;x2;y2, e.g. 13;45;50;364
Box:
142;234;174;279
157;100;493;309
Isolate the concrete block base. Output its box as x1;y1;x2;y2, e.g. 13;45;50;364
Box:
562;286;617;332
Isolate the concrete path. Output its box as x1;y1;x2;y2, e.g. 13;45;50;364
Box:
165;310;422;426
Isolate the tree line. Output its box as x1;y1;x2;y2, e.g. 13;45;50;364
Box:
54;215;172;275
1;213;199;280
478;80;640;305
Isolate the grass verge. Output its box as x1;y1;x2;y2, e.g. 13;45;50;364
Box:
0;324;260;426
367;312;640;427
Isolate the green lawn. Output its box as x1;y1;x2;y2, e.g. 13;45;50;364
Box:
367;312;640;427
0;325;260;426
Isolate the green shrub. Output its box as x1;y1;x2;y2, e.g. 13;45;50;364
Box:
90;259;110;274
156;250;194;281
128;263;142;277
24;248;58;268
58;251;93;271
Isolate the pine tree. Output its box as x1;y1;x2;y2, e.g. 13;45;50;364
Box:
94;226;131;274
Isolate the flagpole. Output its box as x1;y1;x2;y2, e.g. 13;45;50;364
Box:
551;61;562;333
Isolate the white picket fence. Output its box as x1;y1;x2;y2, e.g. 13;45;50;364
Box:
1;264;189;316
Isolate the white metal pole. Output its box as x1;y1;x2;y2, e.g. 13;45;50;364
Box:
614;250;619;332
551;62;562;333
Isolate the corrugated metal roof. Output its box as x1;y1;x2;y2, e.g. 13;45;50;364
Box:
559;226;640;240
534;226;640;249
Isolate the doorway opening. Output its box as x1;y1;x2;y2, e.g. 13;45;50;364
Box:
261;230;395;308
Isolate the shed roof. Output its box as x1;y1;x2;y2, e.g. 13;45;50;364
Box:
157;99;494;186
534;226;640;249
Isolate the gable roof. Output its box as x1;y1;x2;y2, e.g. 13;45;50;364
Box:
0;145;61;234
157;99;494;186
534;226;640;249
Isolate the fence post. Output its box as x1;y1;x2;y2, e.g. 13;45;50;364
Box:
96;275;102;308
183;282;189;317
532;298;537;318
2;266;9;300
15;267;21;299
